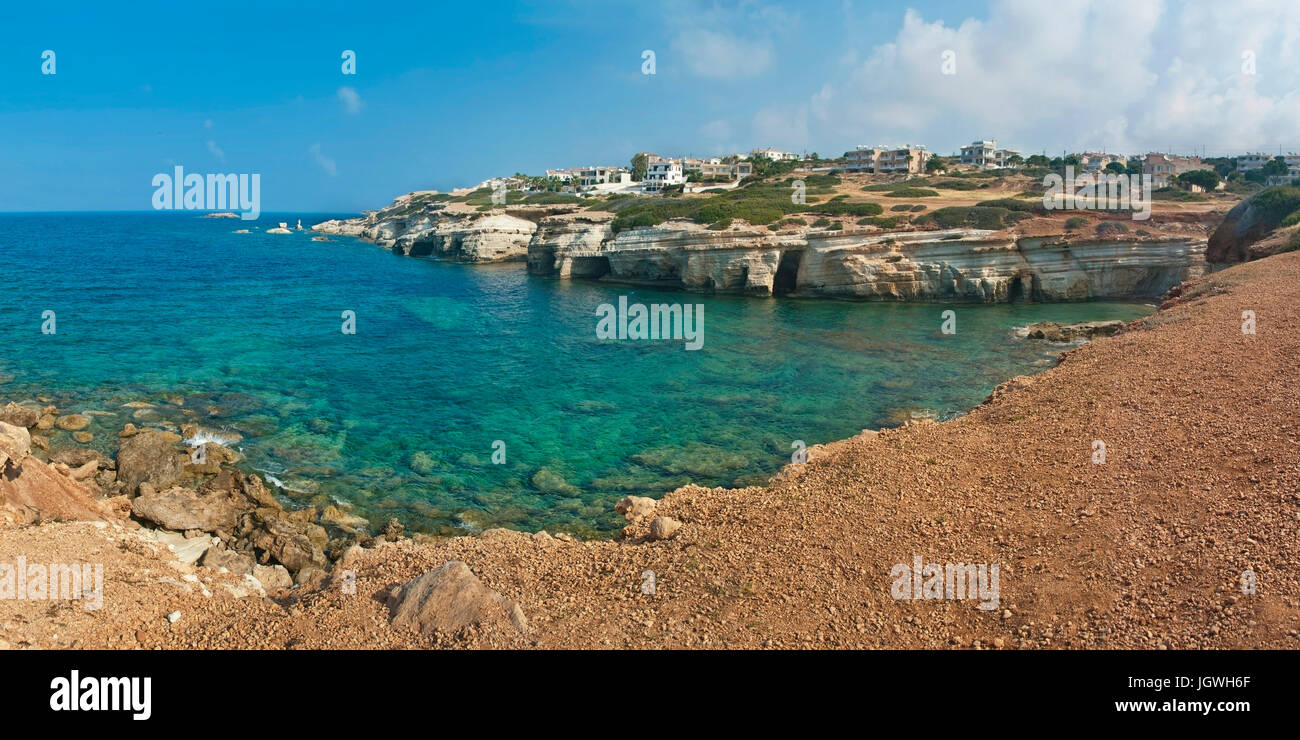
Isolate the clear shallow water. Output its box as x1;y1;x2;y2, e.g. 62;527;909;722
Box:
0;212;1153;536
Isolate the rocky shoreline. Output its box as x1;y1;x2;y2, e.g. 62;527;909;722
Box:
3;251;1299;648
313;193;1210;301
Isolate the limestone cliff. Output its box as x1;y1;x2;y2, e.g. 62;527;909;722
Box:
315;193;1206;302
528;217;1206;302
313;195;540;263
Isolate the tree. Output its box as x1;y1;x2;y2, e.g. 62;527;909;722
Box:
1104;161;1127;175
1064;154;1081;167
1126;158;1144;175
1177;169;1221;191
1204;157;1237;178
630;153;648;182
1025;154;1051;168
1243;157;1289;183
1005;154;1024;168
925;155;947;173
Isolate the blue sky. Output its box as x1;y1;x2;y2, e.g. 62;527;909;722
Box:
2;0;1297;212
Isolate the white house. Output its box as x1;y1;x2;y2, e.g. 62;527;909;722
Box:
643;160;685;191
750;147;798;161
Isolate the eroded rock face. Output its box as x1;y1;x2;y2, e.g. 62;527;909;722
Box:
313;199;540;263
528;218;1207;301
0;422;112;527
387;561;528;637
1206;187;1300;263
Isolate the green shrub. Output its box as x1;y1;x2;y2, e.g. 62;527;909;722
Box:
707;218;733;230
929;179;980;191
915;206;1015;230
910;204;927;212
1065;216;1088;230
857;216;901;228
975;198;1046;214
1251;186;1300;222
1095;221;1130;235
886;187;939;198
812;217;832;227
828;221;843;230
890;203;913;212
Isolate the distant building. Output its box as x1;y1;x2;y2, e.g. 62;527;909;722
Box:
1079;152;1126;174
1142;153;1203;188
643;160;685;191
959;139;1021;170
750;147;799;161
878;145;929;174
842;145;928;174
575;166;629;188
843;146;884;173
1236;153;1275;172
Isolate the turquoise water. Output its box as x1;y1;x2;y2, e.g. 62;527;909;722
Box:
0;212;1153;536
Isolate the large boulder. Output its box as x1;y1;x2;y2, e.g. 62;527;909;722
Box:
0;421;32;472
387;561;528;637
0;403;40;428
116;429;185;494
54;414;91;431
131;485;248;534
248;517;328;573
614;495;657;523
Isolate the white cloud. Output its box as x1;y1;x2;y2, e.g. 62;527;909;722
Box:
809;0;1300;156
670;29;773;79
310;143;337;176
337;86;364;114
206;140;226;163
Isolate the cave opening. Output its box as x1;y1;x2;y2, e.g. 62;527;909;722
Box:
1009;274;1026;302
774;251;802;296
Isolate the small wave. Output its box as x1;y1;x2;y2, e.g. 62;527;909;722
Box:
183;428;240;447
255;469;313;494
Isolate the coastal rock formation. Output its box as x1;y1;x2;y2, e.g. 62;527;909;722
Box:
0;421;113;526
1022;320;1124;341
387;561;529;637
313;199;539;263
529;219;1207;301
316;190;1206;300
1206;187;1300;263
